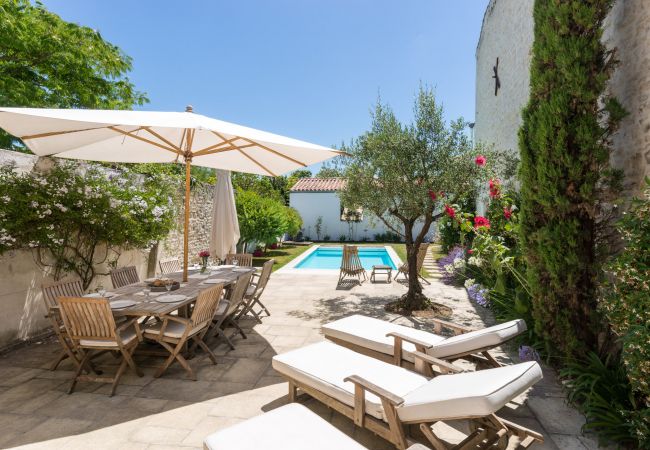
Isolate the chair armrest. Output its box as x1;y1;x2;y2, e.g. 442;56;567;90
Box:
429;317;475;335
344;375;404;406
411;351;463;375
386;331;434;350
164;315;191;326
116;317;143;342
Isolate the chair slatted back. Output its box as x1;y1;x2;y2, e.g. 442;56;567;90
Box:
225;253;253;267
254;259;274;297
110;266;139;289
58;297;117;343
191;284;224;327
42;278;85;310
226;272;253;316
341;245;364;273
159;257;181;274
415;244;430;272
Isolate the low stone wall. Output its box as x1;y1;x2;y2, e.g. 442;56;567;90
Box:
0;149;215;347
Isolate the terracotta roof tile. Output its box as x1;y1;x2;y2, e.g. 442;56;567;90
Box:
290;177;346;192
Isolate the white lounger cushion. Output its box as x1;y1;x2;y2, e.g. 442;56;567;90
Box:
398;361;542;422
273;342;542;423
322;315;526;362
203;403;368;450
273;342;427;420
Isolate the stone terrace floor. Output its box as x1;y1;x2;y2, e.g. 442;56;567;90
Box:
0;269;601;449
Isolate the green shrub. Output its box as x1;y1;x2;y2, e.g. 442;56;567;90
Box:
561;352;648;448
518;0;626;358
0;161;176;289
235;189;290;251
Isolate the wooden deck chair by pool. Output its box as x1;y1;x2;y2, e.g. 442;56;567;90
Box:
144;284;224;380
159;257;181;274
272;342;544;450
323;315;527;371
224;253;253;267
110;265;140;289
41;278;86;371
207;272;253;349
237;258;274;323
203;403;432;450
58;296;143;396
339;245;367;284
396;244;430;285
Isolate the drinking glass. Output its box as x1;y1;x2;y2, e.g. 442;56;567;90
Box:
143;287;151;301
165;280;173;294
97;284;107;297
232;259;239;267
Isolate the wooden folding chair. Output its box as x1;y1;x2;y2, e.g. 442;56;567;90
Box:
144;284;224;380
41;278;86;371
58;296;143;396
395;243;430;285
237;259;274;323
224;253;253;267
339;245;367;284
159;257;181;274
110;265;140;289
207;272;253;349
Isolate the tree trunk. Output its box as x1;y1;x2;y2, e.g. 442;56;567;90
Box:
399;220;428;311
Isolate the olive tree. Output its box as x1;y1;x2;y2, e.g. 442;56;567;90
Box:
340;88;488;311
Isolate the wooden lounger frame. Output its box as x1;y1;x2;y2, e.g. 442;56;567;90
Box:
282;350;544;449
326;316;506;372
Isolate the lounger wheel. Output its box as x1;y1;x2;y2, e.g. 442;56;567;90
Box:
468;420;508;449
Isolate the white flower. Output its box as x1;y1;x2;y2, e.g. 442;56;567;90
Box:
468;256;482;267
464;278;476;289
31;201;39;208
76;200;83;207
54;203;67;212
444;264;455;274
43;209;52;216
151;206;165;218
1;195;10;202
453;257;466;269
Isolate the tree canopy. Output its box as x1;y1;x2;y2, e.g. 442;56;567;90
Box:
0;0;148;149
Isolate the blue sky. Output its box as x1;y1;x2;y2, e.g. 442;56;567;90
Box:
42;0;489;173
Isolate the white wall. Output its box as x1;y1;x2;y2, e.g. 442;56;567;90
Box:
289;191;430;241
475;0;650;196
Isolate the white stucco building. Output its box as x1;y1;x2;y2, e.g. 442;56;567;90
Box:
289;177;427;242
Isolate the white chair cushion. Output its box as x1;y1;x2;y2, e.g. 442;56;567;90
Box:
322;315;527;362
272;342;427;421
427;319;527;359
79;327;137;348
245;285;256;297
322;315;446;363
399;361;542;422
143;320;204;339
203;403;368;450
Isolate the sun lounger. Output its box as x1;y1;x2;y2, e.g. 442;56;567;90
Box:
203;403;370;450
272;341;544;449
323;315;526;370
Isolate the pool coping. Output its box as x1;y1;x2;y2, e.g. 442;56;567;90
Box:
276;244;403;275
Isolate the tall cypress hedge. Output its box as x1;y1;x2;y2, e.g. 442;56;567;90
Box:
518;0;625;358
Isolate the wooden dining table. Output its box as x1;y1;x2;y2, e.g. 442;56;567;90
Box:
107;266;256;318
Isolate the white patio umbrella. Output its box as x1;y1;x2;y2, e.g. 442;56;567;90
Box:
0;106;343;281
210;169;240;260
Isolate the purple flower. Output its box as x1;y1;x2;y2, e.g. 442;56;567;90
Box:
467;283;491;308
519;345;540;362
438;245;466;285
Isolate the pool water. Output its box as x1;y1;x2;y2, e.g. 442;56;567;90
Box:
295;247;397;270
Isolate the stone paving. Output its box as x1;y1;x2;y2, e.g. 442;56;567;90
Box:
0;264;600;449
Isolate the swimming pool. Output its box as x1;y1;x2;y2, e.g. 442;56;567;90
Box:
294;246;397;270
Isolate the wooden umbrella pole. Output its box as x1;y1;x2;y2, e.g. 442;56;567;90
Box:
183;154;191;282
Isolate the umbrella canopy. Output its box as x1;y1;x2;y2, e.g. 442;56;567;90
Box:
209;170;240;260
0;106;343;280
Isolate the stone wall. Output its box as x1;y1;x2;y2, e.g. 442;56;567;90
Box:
159;182;215;265
475;0;650;195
